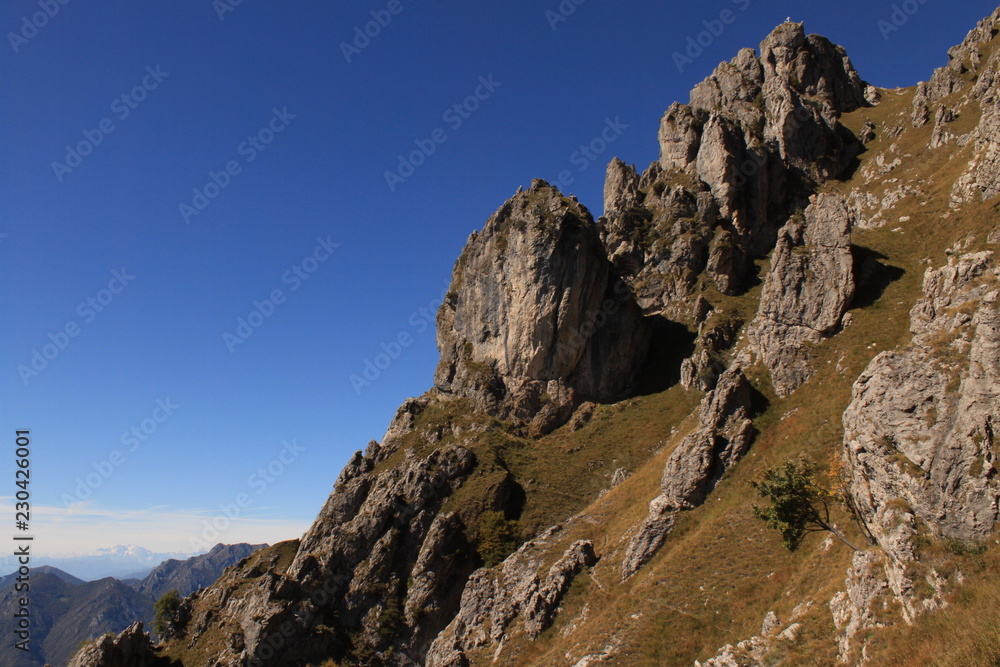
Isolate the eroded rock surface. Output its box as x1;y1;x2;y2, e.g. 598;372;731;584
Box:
67;622;162;667
600;22;872;315
833;250;1000;659
622;366;756;579
426;531;598;666
436;179;650;435
745;193;856;396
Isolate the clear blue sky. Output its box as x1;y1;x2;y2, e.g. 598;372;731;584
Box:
2;0;996;559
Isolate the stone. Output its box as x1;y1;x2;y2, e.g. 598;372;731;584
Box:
426;536;598;665
435;179;651;434
622;366;755;578
745;194;856;396
67;623;160;667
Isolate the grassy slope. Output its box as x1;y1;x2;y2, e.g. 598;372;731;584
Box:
490;71;1000;666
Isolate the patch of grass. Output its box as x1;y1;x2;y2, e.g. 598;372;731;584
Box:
863;533;1000;666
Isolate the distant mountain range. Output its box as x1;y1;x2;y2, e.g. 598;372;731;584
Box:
4;545;198;581
0;543;264;667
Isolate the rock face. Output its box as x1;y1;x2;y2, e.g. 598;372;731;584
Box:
600;22;872;315
426;529;597;667
128;397;487;667
845;251;999;547
435;179;650;435
680;309;743;392
908;7;1000;203
745;193;856;396
621;365;756;579
67;622;163;667
833;250;1000;659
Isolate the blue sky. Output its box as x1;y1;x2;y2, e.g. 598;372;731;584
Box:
2;0;996;562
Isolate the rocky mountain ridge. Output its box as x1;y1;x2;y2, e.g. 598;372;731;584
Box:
72;8;1000;667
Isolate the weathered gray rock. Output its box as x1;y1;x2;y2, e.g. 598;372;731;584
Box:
681;312;744;392
622;366;755;578
426;532;598;666
67;622;161;667
828;551;893;663
912;6;1000;117
929;105;957;149
605;21;872;313
834;250;1000;659
745;193;856;396
152;424;481;667
906;7;1000;201
436;179;650;434
844;251;1000;548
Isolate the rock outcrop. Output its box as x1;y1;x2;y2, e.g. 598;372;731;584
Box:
908;7;1000;203
143;398;487;666
833;250;1000;658
621;365;756;579
435;179;650;435
680;309;743;392
600;22;873;315
67;622;163;667
911;7;1000;125
696;606;810;667
744;193;856;396
426;529;597;666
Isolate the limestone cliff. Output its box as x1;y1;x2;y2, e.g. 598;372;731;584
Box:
435;179;650;436
744;193;857;396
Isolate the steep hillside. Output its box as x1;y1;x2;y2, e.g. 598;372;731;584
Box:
71;8;1000;667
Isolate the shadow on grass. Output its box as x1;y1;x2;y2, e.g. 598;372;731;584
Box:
851;245;906;310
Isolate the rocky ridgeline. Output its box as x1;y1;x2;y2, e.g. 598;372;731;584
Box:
70;11;1000;667
621;365;756;579
601;21;875;316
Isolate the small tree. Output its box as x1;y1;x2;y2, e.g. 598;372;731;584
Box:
751;457;864;552
154;589;182;640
